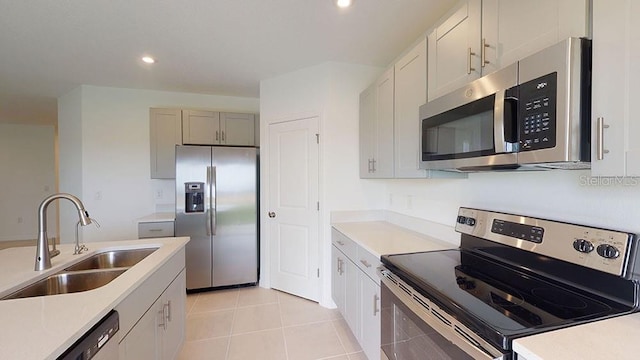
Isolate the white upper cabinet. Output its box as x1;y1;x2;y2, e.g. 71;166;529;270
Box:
428;0;589;101
150;108;182;179
220;112;255;146
394;38;428;178
360;39;466;179
591;0;640;176
359;83;377;178
375;68;395;178
428;0;482;101
182;110;256;146
482;0;589;74
182;110;220;145
360;68;395;178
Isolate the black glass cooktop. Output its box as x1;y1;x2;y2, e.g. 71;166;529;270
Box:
381;249;633;348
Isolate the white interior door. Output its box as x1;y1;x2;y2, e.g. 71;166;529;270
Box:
268;117;320;301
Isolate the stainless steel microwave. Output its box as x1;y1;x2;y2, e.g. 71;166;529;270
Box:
419;37;591;172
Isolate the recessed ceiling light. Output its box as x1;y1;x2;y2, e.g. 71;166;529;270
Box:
335;0;353;9
141;56;156;64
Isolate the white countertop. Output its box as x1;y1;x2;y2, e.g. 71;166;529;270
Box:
332;221;457;258
0;237;189;360
513;312;640;360
137;212;175;223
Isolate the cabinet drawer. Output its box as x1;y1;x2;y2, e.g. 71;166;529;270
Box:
331;228;357;260
138;221;174;239
356;246;381;284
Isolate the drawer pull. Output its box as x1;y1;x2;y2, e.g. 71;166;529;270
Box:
148;229;163;232
360;259;372;268
336;240;345;246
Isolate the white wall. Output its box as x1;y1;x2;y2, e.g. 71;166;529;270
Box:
260;62;386;307
58;85;259;243
0;123;57;241
58;88;83;244
386;169;640;233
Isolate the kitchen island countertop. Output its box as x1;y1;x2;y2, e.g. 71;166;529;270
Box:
0;236;188;360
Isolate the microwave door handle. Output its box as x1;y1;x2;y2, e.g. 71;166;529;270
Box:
493;91;508;153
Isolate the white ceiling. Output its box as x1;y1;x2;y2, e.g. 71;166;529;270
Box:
0;0;456;126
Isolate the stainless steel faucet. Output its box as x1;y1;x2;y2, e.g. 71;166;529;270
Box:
35;193;92;271
74;217;100;255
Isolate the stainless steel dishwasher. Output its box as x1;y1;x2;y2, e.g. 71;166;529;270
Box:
59;310;119;360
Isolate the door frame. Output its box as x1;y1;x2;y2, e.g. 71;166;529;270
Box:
260;112;324;302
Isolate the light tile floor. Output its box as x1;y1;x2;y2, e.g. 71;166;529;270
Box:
179;286;366;360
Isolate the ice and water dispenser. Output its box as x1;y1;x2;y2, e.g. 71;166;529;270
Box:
185;182;204;213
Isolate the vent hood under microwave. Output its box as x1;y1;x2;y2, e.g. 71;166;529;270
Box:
419;37;591;172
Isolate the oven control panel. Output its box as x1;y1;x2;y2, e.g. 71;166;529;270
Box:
455;207;635;277
490;219;544;243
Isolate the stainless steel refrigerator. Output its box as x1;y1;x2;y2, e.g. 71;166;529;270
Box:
175;145;258;290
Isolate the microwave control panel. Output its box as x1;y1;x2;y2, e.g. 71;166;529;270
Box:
519;72;557;151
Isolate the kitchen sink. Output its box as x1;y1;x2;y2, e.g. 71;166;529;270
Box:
1;269;127;300
65;248;157;271
1;247;158;300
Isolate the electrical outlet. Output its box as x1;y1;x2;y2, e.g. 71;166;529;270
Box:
17;217;23;224
95;191;102;201
156;189;163;199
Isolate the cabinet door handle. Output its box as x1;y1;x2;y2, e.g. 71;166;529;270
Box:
337;258;343;274
481;38;490;67
367;159;372;173
158;308;167;330
371;158;377;173
596;117;610;160
373;294;380;316
216;130;219;141
221;131;225;141
166;300;172;322
360;259;372;268
467;47;476;74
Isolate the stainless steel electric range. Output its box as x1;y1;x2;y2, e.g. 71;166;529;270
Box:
379;208;640;360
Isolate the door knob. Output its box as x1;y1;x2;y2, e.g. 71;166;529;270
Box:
268;212;276;218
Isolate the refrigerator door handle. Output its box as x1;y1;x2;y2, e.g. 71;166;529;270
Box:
206;166;213;236
211;165;217;235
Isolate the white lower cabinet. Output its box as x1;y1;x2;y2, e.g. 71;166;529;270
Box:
117;249;186;360
331;246;346;314
160;270;186;359
120;270;185;360
332;228;380;360
345;255;361;336
359;271;381;360
120;299;160;359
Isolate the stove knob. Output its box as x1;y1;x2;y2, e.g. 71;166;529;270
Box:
596;244;620;259
572;239;594;253
466;217;476;226
457;216;467;224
